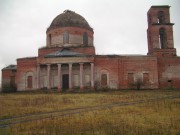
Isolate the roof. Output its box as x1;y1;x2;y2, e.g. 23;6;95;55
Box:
44;49;90;58
2;65;17;71
47;10;93;32
151;5;170;8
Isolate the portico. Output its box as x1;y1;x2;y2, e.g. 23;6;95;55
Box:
37;54;94;91
37;63;94;91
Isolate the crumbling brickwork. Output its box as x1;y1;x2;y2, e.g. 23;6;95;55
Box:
1;6;180;91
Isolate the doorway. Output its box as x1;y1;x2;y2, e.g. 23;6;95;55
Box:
62;74;69;90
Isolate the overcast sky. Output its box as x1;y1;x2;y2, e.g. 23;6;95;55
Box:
0;0;180;84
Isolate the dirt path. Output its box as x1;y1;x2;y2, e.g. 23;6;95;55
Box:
0;95;179;128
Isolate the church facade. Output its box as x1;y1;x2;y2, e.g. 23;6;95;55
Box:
1;6;180;91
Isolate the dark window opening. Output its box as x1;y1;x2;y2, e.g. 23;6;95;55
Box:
168;80;172;82
159;28;167;49
83;32;88;45
62;74;69;90
158;11;165;24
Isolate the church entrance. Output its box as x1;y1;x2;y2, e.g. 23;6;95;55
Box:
62;74;69;90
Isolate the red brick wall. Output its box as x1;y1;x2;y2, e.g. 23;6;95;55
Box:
158;57;180;89
95;55;158;89
47;27;93;38
1;70;16;89
16;57;37;91
46;27;94;47
38;46;95;57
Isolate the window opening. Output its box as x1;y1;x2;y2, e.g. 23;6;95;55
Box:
83;32;88;45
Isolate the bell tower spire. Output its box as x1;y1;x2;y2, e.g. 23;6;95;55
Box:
147;5;176;57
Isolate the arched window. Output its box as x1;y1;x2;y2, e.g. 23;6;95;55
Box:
49;34;51;45
83;32;88;45
27;76;33;88
100;70;109;88
158;11;165;24
63;31;69;44
159;28;167;49
101;74;107;87
25;71;34;89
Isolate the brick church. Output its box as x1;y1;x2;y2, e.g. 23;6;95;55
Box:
1;6;180;91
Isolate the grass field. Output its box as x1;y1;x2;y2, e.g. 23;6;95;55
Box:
0;90;180;134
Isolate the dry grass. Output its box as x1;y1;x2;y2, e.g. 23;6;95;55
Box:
0;90;180;134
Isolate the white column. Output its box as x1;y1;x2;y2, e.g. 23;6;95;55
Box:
47;64;51;89
80;63;84;90
37;64;40;89
90;63;94;89
58;64;62;91
69;63;72;89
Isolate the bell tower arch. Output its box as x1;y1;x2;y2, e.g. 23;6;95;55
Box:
147;6;176;57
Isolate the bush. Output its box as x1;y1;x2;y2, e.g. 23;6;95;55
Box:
2;83;17;93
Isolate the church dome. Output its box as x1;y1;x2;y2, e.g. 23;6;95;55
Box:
47;10;93;32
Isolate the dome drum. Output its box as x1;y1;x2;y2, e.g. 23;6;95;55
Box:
46;27;94;47
46;10;94;48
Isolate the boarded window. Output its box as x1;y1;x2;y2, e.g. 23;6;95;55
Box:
85;75;90;85
128;73;134;84
73;75;79;87
101;74;107;87
143;73;149;84
83;32;88;45
63;31;69;44
27;76;33;88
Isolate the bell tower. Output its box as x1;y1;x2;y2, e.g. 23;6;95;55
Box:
147;6;176;57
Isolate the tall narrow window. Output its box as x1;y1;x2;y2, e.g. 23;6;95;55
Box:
83;32;88;45
159;28;167;49
158;11;165;24
101;74;107;87
27;76;33;88
128;73;134;85
73;75;79;87
49;34;51;45
143;73;149;84
63;31;69;44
